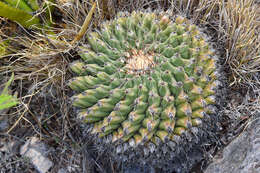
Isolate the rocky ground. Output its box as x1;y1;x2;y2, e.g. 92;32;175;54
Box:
205;116;260;173
1;1;260;173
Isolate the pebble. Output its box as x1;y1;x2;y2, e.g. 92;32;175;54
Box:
0;108;9;131
20;137;53;173
0;116;8;131
58;168;67;173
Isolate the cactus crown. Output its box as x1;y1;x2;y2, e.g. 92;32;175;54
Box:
69;11;217;147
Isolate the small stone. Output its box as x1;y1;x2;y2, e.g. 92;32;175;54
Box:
20;137;53;173
0;139;21;154
0;117;8;131
58;168;67;173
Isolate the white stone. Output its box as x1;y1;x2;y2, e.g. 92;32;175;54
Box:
20;137;53;173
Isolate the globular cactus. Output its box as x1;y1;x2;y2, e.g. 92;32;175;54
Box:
70;11;219;150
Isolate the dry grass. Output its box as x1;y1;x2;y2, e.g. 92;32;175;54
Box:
214;0;259;86
0;0;260;172
0;1;99;172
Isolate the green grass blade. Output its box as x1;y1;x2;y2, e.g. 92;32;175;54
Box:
0;94;18;110
1;73;14;95
0;1;40;28
0;95;11;103
0;73;19;111
0;40;9;57
3;0;33;13
26;0;39;11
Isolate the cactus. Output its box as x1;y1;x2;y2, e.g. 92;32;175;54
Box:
70;11;219;147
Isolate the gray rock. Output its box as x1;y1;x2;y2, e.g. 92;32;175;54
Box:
0;116;8;131
20;137;53;173
123;165;156;173
205;117;260;173
0;139;21;154
0;105;9;132
58;168;67;173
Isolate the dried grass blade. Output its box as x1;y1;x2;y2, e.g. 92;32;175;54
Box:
71;2;97;45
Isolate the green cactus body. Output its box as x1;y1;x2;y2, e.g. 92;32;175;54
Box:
70;12;218;147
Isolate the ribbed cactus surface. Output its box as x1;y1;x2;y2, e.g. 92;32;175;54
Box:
70;11;218;147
